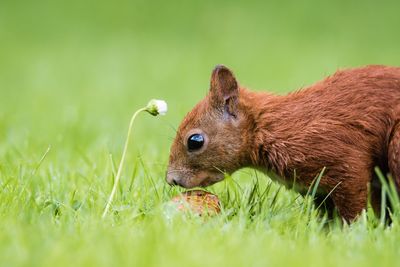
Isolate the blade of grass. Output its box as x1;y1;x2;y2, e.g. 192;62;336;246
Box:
102;107;146;218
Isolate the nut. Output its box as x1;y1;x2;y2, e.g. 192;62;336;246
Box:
171;190;221;216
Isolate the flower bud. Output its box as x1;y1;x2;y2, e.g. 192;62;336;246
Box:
146;99;167;116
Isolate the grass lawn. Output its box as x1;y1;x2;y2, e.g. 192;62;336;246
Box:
1;0;400;266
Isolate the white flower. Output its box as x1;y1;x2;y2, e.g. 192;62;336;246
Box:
146;99;168;116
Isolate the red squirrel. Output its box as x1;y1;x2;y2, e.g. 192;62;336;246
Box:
166;65;400;221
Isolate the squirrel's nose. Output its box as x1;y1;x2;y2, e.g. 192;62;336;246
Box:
166;167;191;188
171;178;183;187
166;171;183;187
167;177;184;187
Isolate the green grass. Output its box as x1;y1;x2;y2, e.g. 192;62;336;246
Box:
1;0;400;266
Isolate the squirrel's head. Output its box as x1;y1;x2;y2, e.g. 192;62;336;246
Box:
166;65;253;188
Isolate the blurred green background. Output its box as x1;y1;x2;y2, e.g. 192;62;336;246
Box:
1;1;400;266
1;0;400;157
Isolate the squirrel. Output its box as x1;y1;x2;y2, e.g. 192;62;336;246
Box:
166;64;400;221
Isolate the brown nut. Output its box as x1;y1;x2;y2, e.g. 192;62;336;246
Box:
171;190;221;216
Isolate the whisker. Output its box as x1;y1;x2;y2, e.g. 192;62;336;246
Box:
213;166;226;175
161;119;178;134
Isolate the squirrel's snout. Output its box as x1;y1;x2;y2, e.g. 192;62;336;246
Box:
166;173;181;187
169;178;185;187
166;167;225;188
166;168;200;188
166;170;186;188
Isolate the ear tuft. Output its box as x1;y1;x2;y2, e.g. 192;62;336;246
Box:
209;65;239;113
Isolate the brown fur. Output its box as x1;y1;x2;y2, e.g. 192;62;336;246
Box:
167;65;400;221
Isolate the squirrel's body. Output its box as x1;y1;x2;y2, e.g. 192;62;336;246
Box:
167;65;400;221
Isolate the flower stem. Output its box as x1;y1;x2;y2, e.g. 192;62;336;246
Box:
102;107;147;218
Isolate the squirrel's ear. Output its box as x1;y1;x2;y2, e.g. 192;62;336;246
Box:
209;65;239;117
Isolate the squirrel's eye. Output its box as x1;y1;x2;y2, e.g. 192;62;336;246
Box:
187;134;204;151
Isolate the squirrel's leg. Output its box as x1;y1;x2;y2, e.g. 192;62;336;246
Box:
313;194;335;218
330;171;370;222
388;122;400;188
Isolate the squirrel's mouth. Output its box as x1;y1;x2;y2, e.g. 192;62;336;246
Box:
166;168;225;189
188;170;225;188
199;177;220;187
